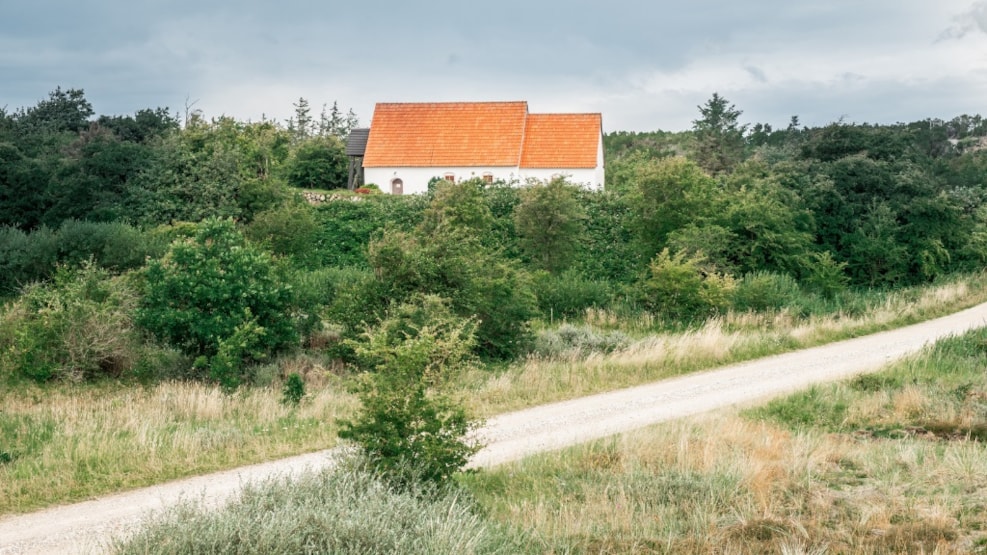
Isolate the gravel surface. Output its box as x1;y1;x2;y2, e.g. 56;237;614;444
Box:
3;302;987;554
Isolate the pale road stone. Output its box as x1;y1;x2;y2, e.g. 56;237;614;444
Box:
3;301;987;554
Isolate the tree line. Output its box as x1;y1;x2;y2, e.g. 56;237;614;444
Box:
2;88;987;386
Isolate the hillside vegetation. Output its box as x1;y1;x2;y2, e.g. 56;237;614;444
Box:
3;89;987;543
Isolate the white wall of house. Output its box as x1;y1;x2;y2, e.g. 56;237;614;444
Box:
517;168;603;190
364;166;519;195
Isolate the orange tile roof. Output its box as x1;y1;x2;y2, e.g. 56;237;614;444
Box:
519;113;602;169
363;101;528;167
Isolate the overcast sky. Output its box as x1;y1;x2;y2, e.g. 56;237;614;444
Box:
3;1;986;132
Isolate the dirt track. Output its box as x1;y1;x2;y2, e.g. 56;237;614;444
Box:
4;301;987;554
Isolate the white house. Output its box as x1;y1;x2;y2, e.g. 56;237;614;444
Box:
360;101;604;195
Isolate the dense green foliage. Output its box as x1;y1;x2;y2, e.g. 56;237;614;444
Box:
137;219;297;386
2;86;987;386
339;296;480;487
513;178;585;272
0;264;142;382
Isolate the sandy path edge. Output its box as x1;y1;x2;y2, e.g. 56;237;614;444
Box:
4;301;987;554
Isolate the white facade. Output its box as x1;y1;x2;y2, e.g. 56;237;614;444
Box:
365;166;604;195
364;167;513;196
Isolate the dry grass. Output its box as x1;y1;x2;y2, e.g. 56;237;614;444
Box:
465;326;987;554
461;275;987;416
467;414;987;553
0;376;357;514
3;274;986;517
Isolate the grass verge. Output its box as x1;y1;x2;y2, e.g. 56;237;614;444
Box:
460;273;987;416
0;377;356;514
462;327;987;553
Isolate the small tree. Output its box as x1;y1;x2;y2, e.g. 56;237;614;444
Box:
628;156;718;260
338;295;480;487
137;218;297;386
284;137;348;190
692;92;747;174
513;178;585;273
636;248;735;322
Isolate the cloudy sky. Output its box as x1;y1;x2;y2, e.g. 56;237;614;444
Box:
3;1;986;132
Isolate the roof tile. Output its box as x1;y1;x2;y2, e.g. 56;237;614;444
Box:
363;101;528;167
519;113;601;169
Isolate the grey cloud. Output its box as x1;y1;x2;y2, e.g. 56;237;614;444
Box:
744;65;769;83
939;1;987;40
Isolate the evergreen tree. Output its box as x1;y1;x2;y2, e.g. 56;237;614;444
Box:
692;93;746;174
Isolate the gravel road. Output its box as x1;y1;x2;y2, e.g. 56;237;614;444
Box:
4;301;987;554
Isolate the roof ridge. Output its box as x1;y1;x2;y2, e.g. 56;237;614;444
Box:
373;100;528;107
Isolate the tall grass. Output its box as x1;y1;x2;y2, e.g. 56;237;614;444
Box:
3;273;986;516
113;464;532;555
461;274;987;415
0;378;356;514
463;326;987;553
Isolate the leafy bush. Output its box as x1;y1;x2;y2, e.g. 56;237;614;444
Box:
338;296;480;487
513;178;585;272
0;225;57;296
636;248;736;322
312;195;427;267
532;324;630;359
137;218;297;385
0;264;140;382
572;189;638;283
281;373;306;406
0;221;162;297
802;250;850;299
244;203;320;267
368;228;537;360
55;220;166;271
531;270;613;321
732;271;802;313
284;136;348;190
113;466;531;555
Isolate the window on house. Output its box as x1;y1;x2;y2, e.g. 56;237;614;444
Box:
482;173;494;184
444;173;455;183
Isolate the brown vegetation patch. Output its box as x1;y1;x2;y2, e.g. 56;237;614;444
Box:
852;423;987;443
862;522;959;554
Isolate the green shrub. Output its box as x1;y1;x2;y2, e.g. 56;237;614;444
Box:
0;263;140;382
56;220;165;271
803;250;850;299
315;267;389;356
531;270;613;321
513;178;585;273
284;137;348;190
573;190;639;283
112;466;531;555
312;195;427;267
339;296;480;488
281;372;306;406
732;271;802;312
636;248;736;322
0;225;58;296
245;203;320;267
0;222;162;297
368;228;537;360
284;266;371;342
137;218;297;383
